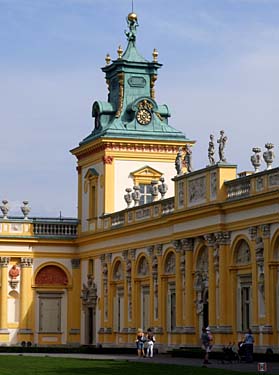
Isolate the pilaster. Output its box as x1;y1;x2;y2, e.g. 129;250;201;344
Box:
182;239;194;331
261;225;273;334
0;257;9;341
18;257;33;341
215;232;232;332
204;234;217;329
68;259;81;344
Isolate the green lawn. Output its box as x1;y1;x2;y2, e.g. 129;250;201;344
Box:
0;355;256;375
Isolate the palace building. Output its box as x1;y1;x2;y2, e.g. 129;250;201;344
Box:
0;12;279;352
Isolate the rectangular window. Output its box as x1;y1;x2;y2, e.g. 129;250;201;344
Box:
90;185;97;218
88;259;94;276
113;288;124;332
39;293;62;333
139;184;152;205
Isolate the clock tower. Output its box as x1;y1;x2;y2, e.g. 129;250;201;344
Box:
71;12;193;233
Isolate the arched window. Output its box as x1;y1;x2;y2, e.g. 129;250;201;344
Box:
164;252;175;274
137;257;149;276
113;261;123;281
235;240;251;265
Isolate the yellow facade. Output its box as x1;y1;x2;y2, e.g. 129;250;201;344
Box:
0;11;279;354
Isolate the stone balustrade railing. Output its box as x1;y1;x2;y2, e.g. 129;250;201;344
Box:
33;218;78;238
104;197;175;231
225;167;279;200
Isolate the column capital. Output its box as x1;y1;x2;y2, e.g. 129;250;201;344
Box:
20;257;33;268
155;244;163;256
181;238;194;252
172;240;181;251
71;259;80;269
248;226;258;240
204;234;215;247
147;246;154;256
129;249;136;260
106;253;112;263
122;250;128;261
215;231;231;245
0;257;10;267
261;224;271;239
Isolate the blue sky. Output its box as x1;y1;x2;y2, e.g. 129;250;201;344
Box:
1;0;279;217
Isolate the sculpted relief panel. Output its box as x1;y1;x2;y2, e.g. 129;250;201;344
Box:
188;176;206;205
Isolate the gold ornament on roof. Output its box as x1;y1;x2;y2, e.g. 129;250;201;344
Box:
152;48;158;62
128;12;138;22
105;53;111;65
117;45;123;59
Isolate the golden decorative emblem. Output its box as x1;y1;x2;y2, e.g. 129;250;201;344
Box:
136;100;153;125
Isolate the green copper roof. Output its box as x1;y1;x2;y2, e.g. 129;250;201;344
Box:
79;13;190;146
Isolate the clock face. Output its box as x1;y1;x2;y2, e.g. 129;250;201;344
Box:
136;108;152;125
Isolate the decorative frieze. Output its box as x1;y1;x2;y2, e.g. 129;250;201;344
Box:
188;176;206;204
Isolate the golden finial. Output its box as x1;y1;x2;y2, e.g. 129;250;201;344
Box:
128;12;138;22
117;45;123;59
105;53;111;65
152;48;158;62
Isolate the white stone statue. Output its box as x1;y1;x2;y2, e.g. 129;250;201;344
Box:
175;148;183;176
184;144;193;173
217;130;227;163
208;134;215;165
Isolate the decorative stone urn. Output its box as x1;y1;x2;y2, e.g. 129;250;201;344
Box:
250;147;261;173
124;188;132;208
21;200;31;219
0;200;9;220
263;143;275;170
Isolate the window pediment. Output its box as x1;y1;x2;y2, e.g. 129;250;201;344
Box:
131;165;162;184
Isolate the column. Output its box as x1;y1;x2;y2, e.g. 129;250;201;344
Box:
182;239;195;332
147;246;155;329
215;232;232;332
248;227;259;331
129;248;137;334
173;241;183;330
155;244;163;336
122;250;129;334
68;259;81;344
0;257;9;341
18;257;33;341
204;234;217;329
261;224;273;335
105;253;112;332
